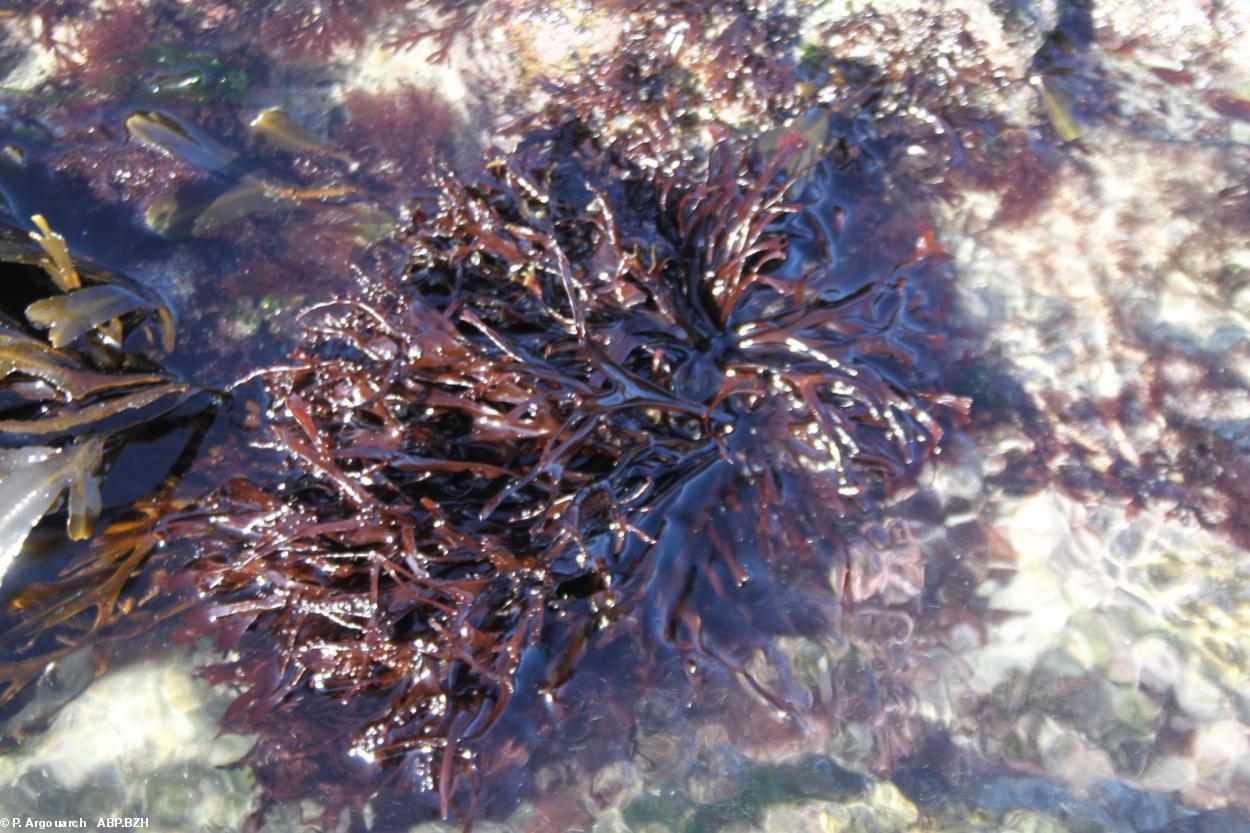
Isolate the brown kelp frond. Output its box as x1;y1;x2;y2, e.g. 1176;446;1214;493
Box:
0;218;206;585
5;504;158;643
25;284;167;350
123;111;242;178
2;218;175;354
109;107;393;284
0;336;165;402
165;107;958;826
248;109;358;169
0;495;193;708
0;438;102;579
28;214;80;292
0;382;190;438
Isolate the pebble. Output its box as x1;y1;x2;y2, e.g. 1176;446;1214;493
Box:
760;801;845;833
1176;671;1226;721
1141;756;1200;794
589;759;643;812
0;648;262;831
1000;809;1069;833
6;653;228;790
1133;636;1183;693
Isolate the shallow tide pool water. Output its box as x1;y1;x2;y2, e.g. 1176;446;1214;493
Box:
1;2;1250;832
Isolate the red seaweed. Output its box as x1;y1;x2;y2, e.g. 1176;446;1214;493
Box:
258;0;368;64
333;84;458;194
145;100;964;826
257;0;408;64
5;2;1250;828
0;4;972;829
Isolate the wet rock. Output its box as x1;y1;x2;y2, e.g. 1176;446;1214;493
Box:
621;788;690;833
1000;809;1070;833
1089;780;1175;832
1034;718;1116;788
760;801;844;833
1161;809;1250;833
1140;755;1200;796
756;781;919;833
825;723;880;774
773;754;869;802
974;777;1116;831
634;726;695;780
0;647;259;829
589;759;643;813
685;739;747;805
847;782;920;833
1175;670;1226;721
3;650;233;789
589;807;633;833
1133;636;1183;693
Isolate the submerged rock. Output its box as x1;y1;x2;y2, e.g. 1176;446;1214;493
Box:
0;648;257;832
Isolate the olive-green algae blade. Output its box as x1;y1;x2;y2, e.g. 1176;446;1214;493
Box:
26;284;174;351
0;436;105;584
125;110;240;175
249;108;357;168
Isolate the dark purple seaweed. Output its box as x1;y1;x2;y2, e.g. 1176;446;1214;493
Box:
149;107;962;827
0;4;971;829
